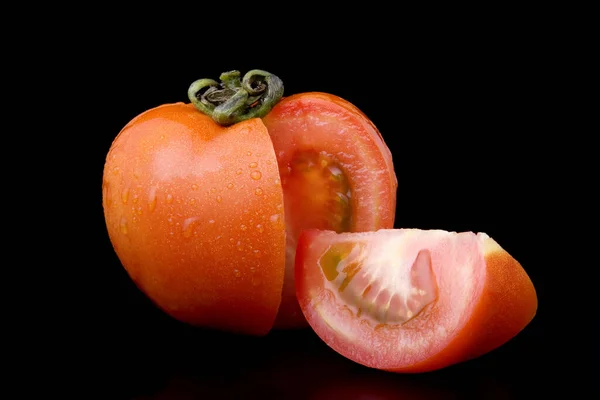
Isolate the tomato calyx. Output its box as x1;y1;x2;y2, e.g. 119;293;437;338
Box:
188;69;284;126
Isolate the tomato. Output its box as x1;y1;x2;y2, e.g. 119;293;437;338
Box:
102;103;286;336
263;93;397;328
295;229;538;372
102;70;397;335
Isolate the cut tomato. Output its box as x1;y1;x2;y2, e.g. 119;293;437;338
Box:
263;93;398;328
295;229;538;372
104;70;398;335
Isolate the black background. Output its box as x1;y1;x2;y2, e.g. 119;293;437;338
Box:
53;14;588;399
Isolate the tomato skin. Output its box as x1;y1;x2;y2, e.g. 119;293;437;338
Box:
102;103;285;335
263;93;398;328
295;229;537;372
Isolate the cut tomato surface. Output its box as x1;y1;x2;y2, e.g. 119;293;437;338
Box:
263;93;398;328
295;229;538;372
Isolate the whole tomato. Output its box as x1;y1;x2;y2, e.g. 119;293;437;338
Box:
102;70;397;335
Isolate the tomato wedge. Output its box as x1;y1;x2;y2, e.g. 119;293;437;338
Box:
295;229;538;372
263;93;398;328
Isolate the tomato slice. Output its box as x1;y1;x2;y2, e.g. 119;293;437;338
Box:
295;229;538;372
263;93;398;328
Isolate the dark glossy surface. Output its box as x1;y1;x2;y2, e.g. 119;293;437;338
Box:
90;295;546;399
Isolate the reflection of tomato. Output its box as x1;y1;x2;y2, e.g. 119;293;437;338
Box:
103;70;397;334
263;92;397;328
309;373;458;400
295;229;538;372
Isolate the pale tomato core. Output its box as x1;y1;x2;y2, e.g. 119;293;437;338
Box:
319;242;438;324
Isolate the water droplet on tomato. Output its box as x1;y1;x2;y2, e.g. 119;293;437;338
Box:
189;198;197;205
256;224;264;233
253;249;262;257
250;171;262;180
216;195;222;203
208;219;215;224
166;194;174;204
131;193;139;204
233;269;241;277
269;214;281;225
182;217;200;238
121;188;130;204
119;217;128;235
227;183;234;189
249;162;258;168
240;224;247;231
247;151;252;156
236;168;243;175
148;187;157;212
191;184;198;190
274;178;281;185
255;188;263;196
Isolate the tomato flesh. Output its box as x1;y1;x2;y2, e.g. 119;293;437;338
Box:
284;150;352;233
295;229;538;372
263;93;397;328
320;243;438;324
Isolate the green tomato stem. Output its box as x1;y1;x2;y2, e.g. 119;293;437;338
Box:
188;69;284;126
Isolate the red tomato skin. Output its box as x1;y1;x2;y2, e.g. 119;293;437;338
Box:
102;103;286;336
263;92;398;328
295;229;537;373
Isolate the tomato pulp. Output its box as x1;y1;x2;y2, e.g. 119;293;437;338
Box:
263;93;397;328
295;229;537;372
